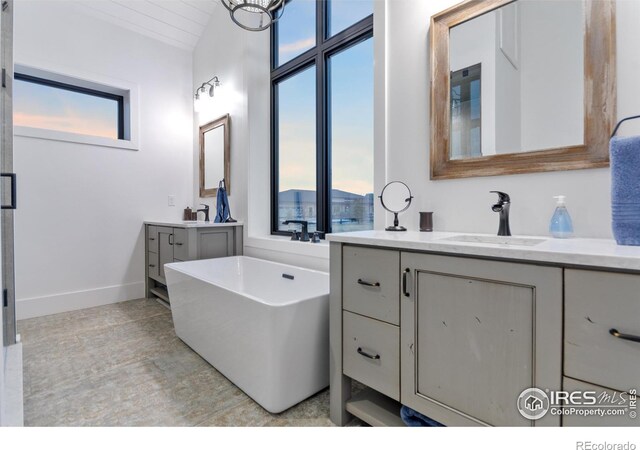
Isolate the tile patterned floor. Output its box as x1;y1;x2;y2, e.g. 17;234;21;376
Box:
19;298;358;427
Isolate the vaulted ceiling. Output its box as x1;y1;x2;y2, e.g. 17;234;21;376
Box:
74;0;220;51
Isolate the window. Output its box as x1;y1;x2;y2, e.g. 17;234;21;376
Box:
450;64;481;159
14;73;124;140
272;0;374;237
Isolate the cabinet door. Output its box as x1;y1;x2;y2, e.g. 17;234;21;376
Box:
400;252;562;427
197;228;234;259
157;226;174;281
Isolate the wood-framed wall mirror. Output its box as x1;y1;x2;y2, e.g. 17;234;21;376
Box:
430;0;616;180
199;114;230;197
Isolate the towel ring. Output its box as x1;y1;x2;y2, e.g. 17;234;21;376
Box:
611;115;640;138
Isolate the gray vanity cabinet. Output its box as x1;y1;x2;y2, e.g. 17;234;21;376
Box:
400;253;562;427
329;235;640;427
144;222;243;305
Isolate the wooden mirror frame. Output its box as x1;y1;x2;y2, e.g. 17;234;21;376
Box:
199;114;230;197
430;0;616;180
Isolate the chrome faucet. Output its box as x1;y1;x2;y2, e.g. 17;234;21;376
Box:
197;204;210;222
490;191;511;236
283;220;310;242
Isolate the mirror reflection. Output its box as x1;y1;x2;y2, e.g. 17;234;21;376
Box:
199;114;230;197
203;126;225;190
449;0;584;160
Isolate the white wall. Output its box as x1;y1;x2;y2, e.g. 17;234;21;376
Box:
13;0;194;318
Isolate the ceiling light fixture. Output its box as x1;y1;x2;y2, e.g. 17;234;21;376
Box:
221;0;285;32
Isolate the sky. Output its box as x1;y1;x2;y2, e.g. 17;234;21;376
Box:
277;0;374;197
13;78;119;139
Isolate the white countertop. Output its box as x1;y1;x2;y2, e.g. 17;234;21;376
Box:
144;220;243;229
327;230;640;271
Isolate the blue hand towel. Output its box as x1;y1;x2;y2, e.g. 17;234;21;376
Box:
400;405;444;427
214;185;230;223
610;135;640;245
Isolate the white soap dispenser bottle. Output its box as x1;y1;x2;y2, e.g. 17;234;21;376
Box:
549;195;574;238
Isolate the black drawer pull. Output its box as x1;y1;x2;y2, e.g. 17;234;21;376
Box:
357;347;380;360
175;242;183;246
402;268;410;297
149;264;156;268
610;328;640;344
357;279;380;287
149;237;155;241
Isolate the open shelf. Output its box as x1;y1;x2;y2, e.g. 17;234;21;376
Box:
149;284;170;309
346;388;405;427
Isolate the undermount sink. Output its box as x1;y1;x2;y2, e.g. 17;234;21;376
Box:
440;235;546;247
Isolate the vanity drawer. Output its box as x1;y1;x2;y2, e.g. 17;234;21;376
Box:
173;228;188;261
343;246;400;325
147;251;159;280
147;226;158;253
343;311;399;401
562;377;639;427
565;269;640;392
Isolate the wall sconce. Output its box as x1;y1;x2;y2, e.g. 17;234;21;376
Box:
194;76;221;111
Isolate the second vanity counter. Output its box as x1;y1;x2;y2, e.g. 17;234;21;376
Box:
327;230;640;272
144;220;244;229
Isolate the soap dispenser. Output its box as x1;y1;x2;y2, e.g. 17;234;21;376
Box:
549;195;574;238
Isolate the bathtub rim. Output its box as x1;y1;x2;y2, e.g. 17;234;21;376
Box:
164;255;329;308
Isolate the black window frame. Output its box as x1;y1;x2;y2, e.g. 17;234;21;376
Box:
271;0;374;238
14;72;125;140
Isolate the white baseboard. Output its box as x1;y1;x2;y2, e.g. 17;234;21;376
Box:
16;281;145;320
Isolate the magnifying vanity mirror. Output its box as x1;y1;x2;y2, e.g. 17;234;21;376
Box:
379;181;414;231
199;114;230;197
430;0;616;179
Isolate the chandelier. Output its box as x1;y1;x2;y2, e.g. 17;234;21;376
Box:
221;0;286;32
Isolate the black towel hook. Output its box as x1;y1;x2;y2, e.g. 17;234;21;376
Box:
611;115;640;138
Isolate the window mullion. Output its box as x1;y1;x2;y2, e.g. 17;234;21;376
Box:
316;0;328;235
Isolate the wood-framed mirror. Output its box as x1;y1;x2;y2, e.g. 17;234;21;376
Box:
199;114;230;197
430;0;616;180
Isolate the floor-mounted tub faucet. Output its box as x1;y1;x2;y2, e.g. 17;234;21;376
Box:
283;220;310;242
490;191;511;236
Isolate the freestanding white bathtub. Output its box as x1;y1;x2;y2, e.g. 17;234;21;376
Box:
164;256;330;413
